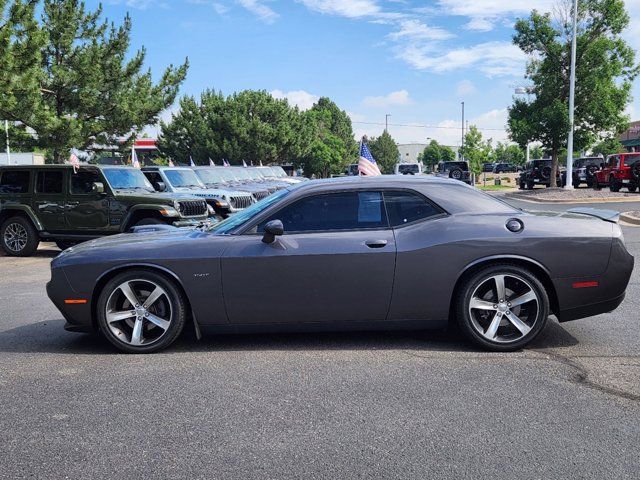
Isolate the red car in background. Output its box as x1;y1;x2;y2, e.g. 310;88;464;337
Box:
593;152;640;192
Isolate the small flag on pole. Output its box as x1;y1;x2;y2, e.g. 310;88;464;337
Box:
209;158;215;166
223;159;230;167
242;160;248;168
168;158;175;167
131;145;140;169
190;156;196;167
358;140;381;176
259;160;264;167
68;153;80;174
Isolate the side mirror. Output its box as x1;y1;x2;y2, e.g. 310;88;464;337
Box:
91;182;105;194
154;181;166;192
262;219;284;244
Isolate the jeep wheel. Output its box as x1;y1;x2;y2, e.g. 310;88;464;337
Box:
572;180;580;189
518;181;524;190
628;185;638;193
593;176;601;190
609;176;620;193
1;216;39;257
526;181;534;190
632;163;640;181
134;218;166;227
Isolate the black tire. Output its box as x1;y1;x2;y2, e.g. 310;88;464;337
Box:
134;217;166;227
518;181;525;190
55;240;78;251
455;264;550;352
449;168;463;180
593;176;601;190
96;269;187;353
572;180;580;189
1;216;39;257
628;185;638;193
526;181;534;190
609;176;620;192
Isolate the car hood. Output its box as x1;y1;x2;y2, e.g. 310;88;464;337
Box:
52;228;229;267
113;191;202;204
172;187;252;198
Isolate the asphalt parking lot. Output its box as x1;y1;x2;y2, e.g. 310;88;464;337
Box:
1;199;639;479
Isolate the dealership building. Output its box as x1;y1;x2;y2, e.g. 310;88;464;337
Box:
620;120;640;152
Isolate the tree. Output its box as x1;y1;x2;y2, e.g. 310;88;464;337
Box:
530;145;545;159
0;0;188;162
508;0;638;187
461;125;493;175
494;142;526;165
418;140;455;172
591;136;623;156
368;131;399;174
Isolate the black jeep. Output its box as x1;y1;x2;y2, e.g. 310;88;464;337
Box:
435;161;472;185
0;165;210;256
518;159;564;189
561;157;601;189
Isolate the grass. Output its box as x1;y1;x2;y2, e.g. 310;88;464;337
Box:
477;184;514;191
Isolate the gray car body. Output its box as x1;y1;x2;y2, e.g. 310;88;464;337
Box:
47;176;634;336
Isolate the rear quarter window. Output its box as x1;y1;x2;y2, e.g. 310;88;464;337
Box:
0;170;31;194
425;184;520;215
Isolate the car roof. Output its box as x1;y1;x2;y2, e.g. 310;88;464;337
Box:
287;175;466;194
0;164;132;170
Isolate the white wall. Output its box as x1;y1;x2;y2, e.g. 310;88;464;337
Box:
0;153;45;166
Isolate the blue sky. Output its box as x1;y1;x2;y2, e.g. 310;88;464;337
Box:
101;0;640;146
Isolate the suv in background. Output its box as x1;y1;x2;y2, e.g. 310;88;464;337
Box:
142;166;255;218
434;161;472;184
518;159;564;189
492;163;517;173
0;165;210;256
593;153;640;192
394;163;423;175
562;157;601;189
482;163;496;173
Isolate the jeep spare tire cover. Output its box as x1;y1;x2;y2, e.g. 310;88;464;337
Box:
541;166;551;179
450;168;462;180
586;165;598;177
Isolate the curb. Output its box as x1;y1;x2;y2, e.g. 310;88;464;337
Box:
505;193;640;204
620;212;640;225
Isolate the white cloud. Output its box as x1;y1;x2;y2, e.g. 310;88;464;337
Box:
237;0;279;23
456;80;476;96
388;19;454;42
436;0;555;31
270;89;319;110
186;0;229;14
398;41;525;77
296;0;381;18
362;90;413;108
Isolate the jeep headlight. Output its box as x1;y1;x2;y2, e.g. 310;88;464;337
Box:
159;206;179;217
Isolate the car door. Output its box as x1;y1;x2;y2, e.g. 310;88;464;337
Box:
221;190;396;325
65;167;110;230
32;169;66;231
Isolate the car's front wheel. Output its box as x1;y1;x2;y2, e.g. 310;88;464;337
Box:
455;264;549;351
96;270;187;353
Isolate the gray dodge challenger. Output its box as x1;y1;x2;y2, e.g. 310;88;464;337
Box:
47;176;634;353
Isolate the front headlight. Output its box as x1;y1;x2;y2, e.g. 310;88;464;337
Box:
159;207;179;217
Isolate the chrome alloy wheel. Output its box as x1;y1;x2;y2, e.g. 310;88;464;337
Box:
105;279;172;347
3;222;28;252
468;274;540;344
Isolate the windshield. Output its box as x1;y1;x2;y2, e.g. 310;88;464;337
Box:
164;169;204;188
217;168;238;182
231;168;252;181
209;188;290;234
247;169;264;180
194;168;225;186
103;168;154;192
271;166;287;177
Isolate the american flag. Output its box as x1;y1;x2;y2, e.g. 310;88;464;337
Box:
242;160;248;167
209;158;215;166
168;158;175;167
68;153;80;173
223;159;230;167
358;141;381;176
190;156;196;167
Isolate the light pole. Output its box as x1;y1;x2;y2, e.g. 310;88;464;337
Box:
4;120;10;165
461;102;465;161
385;114;391;133
565;0;579;190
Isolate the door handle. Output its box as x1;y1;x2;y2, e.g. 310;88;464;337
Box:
365;239;388;249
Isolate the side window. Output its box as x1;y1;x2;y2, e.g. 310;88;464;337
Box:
70;169;101;195
0;170;30;194
35;171;64;194
384;190;442;227
258;191;387;233
608;156;618;168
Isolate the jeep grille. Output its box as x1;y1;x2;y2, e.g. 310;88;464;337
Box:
178;200;207;217
253;190;270;201
230;195;254;210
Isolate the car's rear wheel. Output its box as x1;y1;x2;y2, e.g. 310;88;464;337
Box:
609;176;620;192
96;270;187;353
455;264;549;351
526;181;534;190
1;216;39;257
593;176;601;190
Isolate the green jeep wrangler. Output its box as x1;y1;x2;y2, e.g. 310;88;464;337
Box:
0;164;210;256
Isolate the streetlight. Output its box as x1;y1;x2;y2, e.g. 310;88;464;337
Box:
565;0;579;190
